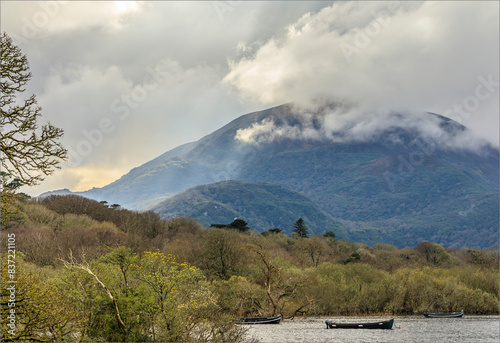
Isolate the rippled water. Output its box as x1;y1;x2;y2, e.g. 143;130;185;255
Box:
244;316;500;343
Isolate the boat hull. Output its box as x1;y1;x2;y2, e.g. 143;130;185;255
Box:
424;311;463;318
236;315;281;324
325;318;394;329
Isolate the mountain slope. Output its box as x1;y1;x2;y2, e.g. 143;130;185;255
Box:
76;106;276;209
151;180;348;238
72;103;499;248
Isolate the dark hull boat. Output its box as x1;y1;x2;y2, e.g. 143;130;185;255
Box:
424;311;463;318
236;315;281;324
325;318;394;329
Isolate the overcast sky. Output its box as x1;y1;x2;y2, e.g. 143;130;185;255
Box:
1;1;498;197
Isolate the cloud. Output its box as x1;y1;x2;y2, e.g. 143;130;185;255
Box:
37;58;241;172
224;1;499;145
235;102;491;153
2;1;145;40
1;1;496;198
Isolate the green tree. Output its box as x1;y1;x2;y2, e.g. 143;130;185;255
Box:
342;252;361;264
228;218;250;232
1;32;67;186
102;246;138;295
323;230;336;239
200;229;242;280
211;218;250;233
292;218;310;238
133;251;211;341
416;241;451;266
261;228;283;237
0;171;28;229
1;259;82;341
61;252;127;334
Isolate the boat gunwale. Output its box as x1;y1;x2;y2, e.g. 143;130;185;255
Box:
423;311;463;318
325;318;394;329
236;315;282;324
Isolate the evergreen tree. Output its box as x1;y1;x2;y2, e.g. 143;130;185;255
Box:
292;218;310;238
228;218;250;232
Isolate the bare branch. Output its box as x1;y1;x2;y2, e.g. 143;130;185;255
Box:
1;32;67;186
61;250;127;331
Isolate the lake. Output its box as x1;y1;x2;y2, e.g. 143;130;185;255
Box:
244;316;500;343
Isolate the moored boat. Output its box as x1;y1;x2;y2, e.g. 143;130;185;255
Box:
236;315;281;324
423;310;463;318
325;318;394;329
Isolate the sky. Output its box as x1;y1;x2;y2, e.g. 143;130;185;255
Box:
1;1;498;197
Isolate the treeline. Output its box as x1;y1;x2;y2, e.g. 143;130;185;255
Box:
1;194;499;342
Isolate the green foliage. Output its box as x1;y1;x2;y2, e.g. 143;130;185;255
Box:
0;192;27;230
416;241;451;265
342;252;361;264
210;218;250;233
323;230;336;239
292;218;310;238
1;258;83;341
261;228;283;237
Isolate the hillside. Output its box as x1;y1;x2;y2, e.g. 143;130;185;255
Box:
151;180;348;238
62;103;498;248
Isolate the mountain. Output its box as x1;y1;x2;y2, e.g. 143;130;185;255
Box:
151;180;348;237
71;103;499;248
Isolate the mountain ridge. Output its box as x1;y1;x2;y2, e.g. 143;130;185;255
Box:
44;103;499;248
151;180;348;238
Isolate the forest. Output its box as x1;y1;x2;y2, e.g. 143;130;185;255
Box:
1;193;499;342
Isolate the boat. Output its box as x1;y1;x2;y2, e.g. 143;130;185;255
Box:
236;315;281;324
325;318;394;329
423;310;463;318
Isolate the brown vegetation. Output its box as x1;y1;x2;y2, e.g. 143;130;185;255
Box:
1;194;499;342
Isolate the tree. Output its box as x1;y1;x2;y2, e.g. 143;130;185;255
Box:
248;239;309;317
133;251;217;341
1;32;67;186
298;235;327;267
1;258;82;341
210;218;250;233
228;218;250;232
342;252;361;264
61;251;127;333
0;171;28;229
261;228;283;237
102;246;138;295
416;241;451;266
200;229;242;280
292;218;310;238
323;230;336;239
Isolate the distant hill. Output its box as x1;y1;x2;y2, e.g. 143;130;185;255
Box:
151;180;348;238
63;103;498;248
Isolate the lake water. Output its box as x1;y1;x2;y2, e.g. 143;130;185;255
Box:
244;316;500;343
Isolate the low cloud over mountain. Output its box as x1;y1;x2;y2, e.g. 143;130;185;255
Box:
235;102;492;154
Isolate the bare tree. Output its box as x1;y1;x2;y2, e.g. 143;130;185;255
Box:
1;32;67;186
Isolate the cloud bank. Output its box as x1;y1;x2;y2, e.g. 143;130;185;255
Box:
234;102;490;153
225;1;499;145
1;1;497;197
